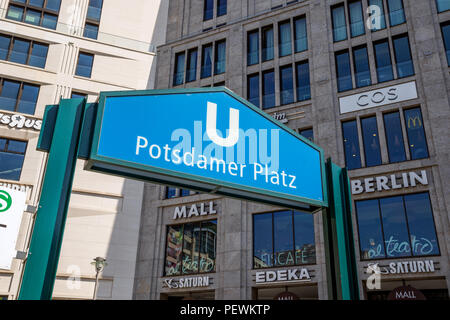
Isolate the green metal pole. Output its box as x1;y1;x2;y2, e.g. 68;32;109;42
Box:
324;159;359;300
18;98;85;300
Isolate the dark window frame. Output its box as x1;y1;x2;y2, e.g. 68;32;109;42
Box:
0;136;28;181
0;34;48;68
6;0;61;29
0;78;40;115
355;192;441;262
84;0;103;39
252;210;316;270
163;219;218;277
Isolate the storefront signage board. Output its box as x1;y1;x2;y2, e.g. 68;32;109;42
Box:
86;88;327;211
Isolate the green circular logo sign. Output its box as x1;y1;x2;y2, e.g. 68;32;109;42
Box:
0;190;12;213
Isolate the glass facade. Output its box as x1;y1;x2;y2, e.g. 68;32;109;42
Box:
387;0;406;26
253;210;315;268
374;40;394;83
280;65;294;105
393;35;414;78
361;116;382;167
296;61;311;101
294;16;307;53
164;220;217;276
368;0;386;31
342;120;362;170
262;26;274;62
0;138;27;181
356;193;439;260
247;73;260;107
186;49;198;83
404;107;429;160
217;0;227;17
0;35;48;68
349;1;365;37
247;30;259;66
0;79;39;115
204;0;213;21
214;40;226;75
6;0;61;30
353;46;371;88
173;52;185;86
383;111;406;163
75;52;94;78
278;21;292;57
262;70;275;109
332;4;348;42
201;44;213;78
442;23;450;66
436;0;450;12
336;50;353;92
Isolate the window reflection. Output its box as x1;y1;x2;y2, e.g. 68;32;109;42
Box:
253;210;315;269
342;120;362;170
356;193;440;260
361;116;382;167
404;108;429;160
164;220;217;276
383;112;406;163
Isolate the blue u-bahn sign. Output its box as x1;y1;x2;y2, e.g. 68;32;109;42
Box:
86;88;327;211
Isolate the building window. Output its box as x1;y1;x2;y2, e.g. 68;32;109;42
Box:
393;35;414;78
186;48;198;83
247;30;259;66
383;111;406;163
387;0;406;26
0;35;48;69
217;0;227;17
0;79;39;115
349;0;365;37
201;44;213;78
368;0;386;31
0;137;27;181
295;61;311;101
332;4;348;42
247;73;260;107
84;0;103;39
294;16;307;53
299;128;314;142
441;22;450;66
214;40;226;75
335;50;353;92
404;107;429;160
6;0;61;30
278;20;292;57
75;52;94;78
204;0;214;21
173;51;185;86
262;26;274;62
353;45;371;88
262;70;275;110
253;210;315;269
164;220;217;276
71;91;87;99
374;39;394;83
166;187;177;199
356;193;439;260
342;120;362;170
436;0;450;13
280;65;294;105
361;116;382;167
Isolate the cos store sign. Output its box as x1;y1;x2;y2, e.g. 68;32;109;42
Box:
339;81;418;114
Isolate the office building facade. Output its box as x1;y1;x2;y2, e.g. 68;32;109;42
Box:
0;0;168;299
133;0;450;300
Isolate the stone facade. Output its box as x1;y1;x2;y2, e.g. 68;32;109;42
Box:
134;0;450;300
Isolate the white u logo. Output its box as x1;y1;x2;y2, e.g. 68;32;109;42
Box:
206;101;239;147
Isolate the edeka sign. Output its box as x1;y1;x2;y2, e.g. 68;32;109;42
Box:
0;187;27;269
86;88;327;211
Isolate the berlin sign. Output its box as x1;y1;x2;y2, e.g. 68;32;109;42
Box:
85;88;327;211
